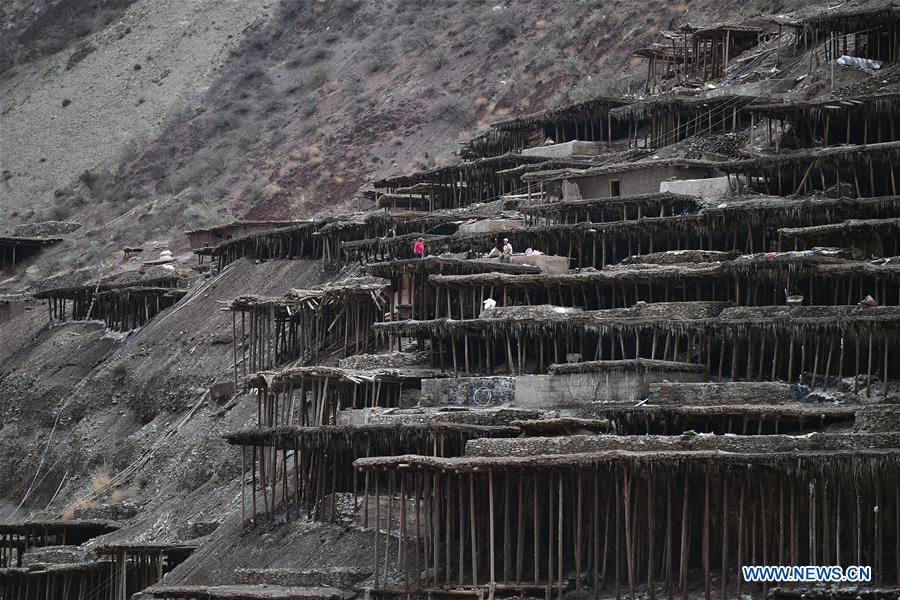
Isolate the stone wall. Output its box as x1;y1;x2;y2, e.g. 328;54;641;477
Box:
647;381;801;405
855;404;900;432
338;351;429;370
234;567;370;588
22;546;86;566
73;502;138;521
419;376;515;407
367;407;540;426
14;221;81;236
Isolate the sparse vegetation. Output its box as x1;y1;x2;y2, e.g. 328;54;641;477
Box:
90;469;113;496
402;30;436;53
168;125;257;194
43;204;72;221
183;203;228;228
365;44;395;74
488;8;522;45
135;472;149;490
1;0;139;75
335;0;363;18
568;75;608;103
306;62;331;90
423;48;447;72
111;364;129;381
66;41;96;71
430;96;474;125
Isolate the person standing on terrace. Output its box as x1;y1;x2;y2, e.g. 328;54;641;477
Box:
501;238;513;263
413;237;425;258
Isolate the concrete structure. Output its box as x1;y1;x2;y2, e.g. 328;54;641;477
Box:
457;218;525;234
0;297;29;324
207;381;235;404
543;161;722;200
491;254;570;273
660;175;730;199
514;360;709;410
522;140;604;158
335;408;376;425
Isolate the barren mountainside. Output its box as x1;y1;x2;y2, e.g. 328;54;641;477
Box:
2;0;784;282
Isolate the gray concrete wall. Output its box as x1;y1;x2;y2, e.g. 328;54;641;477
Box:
335;408;376;425
474;255;569;273
0;300;26;324
457;219;525;234
660;175;729;199
513;254;570;273
562;166;718;200
515;368;708;410
522;140;603;158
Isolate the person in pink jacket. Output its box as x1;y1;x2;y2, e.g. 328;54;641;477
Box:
413;237;425;258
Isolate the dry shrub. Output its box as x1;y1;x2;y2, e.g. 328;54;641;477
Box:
365;44;395;74
402;30;436;53
135;472;148;490
90;469;112;495
429;96;474;125
423;48;447;72
488;8;522;45
306;62;331;90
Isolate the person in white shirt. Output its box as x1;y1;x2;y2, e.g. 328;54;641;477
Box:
501;238;513;263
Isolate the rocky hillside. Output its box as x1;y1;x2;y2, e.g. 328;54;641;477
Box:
2;0;785;286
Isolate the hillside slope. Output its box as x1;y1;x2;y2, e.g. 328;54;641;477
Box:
2;0;783;286
0;0;273;215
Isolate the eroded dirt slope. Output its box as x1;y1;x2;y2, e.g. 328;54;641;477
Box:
0;0;274;219
0;258;325;519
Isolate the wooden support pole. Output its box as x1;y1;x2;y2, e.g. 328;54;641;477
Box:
557;474;564;600
489;469;496;585
624;467;635;600
703;473;710;600
679;471;689;600
470;472;479;586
